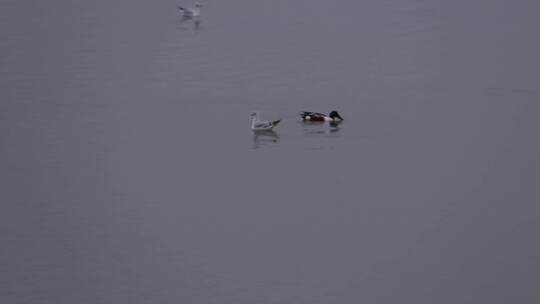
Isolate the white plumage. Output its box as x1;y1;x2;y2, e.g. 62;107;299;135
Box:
250;112;281;131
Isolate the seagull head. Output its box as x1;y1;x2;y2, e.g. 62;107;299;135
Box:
194;2;202;8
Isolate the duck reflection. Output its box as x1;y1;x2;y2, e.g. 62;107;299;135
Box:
252;130;280;149
176;15;201;32
302;120;343;136
329;121;343;133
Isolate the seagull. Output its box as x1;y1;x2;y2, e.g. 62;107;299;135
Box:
250;112;281;131
300;110;344;122
177;2;202;18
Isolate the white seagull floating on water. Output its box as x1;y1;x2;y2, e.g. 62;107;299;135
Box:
178;2;202;18
250;112;281;131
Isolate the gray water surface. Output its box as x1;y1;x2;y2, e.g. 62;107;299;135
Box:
1;0;539;303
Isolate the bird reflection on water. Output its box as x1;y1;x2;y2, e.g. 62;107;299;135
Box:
252;130;280;150
177;16;201;32
302;120;343;136
176;12;201;32
329;121;343;133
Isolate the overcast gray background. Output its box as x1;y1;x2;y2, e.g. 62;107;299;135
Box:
1;0;539;303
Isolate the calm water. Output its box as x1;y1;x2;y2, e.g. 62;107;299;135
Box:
1;0;539;303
